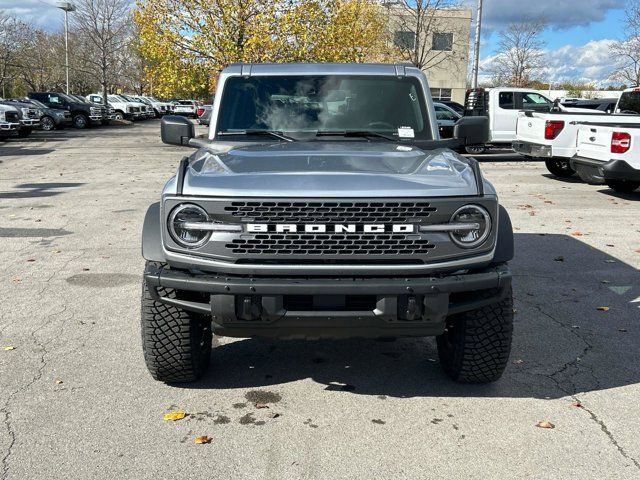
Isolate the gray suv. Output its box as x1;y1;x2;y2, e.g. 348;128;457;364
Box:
142;63;514;384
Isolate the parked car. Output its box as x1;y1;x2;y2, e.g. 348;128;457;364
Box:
120;94;154;119
512;89;640;177
463;87;557;153
172;99;198;117
440;100;465;115
0;103;21;137
569;122;640;193
67;94;113;126
0;98;42;137
136;95;173;117
434;102;461;139
197;105;212;126
23;98;71;131
29;92;103;129
87;94;140;121
144;62;514;385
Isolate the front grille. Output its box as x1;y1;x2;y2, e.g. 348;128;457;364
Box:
226;233;435;256
5;112;19;123
224;201;437;223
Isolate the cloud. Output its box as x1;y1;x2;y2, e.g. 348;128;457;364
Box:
0;0;63;29
479;39;620;85
463;0;625;29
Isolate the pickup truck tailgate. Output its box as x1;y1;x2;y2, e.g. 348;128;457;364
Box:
576;125;612;162
516;113;549;144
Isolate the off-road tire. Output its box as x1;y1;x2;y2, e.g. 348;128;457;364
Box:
141;263;212;382
437;288;513;383
545;158;575;178
605;179;640;193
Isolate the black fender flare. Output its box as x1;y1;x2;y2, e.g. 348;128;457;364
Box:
142;202;165;262
493;204;514;264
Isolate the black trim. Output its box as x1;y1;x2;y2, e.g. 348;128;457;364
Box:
602;159;640;182
176;157;189;195
141;202;165;262
468;157;484;196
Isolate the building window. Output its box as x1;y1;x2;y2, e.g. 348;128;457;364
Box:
432;32;453;51
431;88;452;101
394;30;415;50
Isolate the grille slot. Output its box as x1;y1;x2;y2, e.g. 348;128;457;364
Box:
226;233;435;256
5;112;19;123
224;201;437;223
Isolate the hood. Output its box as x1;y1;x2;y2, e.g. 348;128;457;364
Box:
178;142;486;198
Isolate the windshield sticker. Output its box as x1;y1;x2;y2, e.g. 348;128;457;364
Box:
398;126;415;138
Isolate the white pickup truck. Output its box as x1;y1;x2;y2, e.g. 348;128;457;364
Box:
568;122;640;193
513;87;640;177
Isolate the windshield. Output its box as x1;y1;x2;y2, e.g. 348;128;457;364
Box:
617;91;640;114
217;75;431;139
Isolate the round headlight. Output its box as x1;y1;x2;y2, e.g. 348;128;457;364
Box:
168;204;211;248
449;205;491;248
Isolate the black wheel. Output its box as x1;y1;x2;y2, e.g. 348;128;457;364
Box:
545;158;575;177
465;146;486;155
17;128;32;138
605;179;640;193
72;113;89;129
114;111;124;121
141;263;212;382
41;116;56;131
437;288;513;383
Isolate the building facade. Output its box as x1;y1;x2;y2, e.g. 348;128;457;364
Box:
385;5;472;104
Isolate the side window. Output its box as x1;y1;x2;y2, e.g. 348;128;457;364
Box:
522;93;552;106
498;92;514;110
90;96;100;103
434;105;456;121
48;94;61;105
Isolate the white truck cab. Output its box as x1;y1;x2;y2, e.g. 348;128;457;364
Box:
0;103;21;135
464;87;555;152
87;94;144;120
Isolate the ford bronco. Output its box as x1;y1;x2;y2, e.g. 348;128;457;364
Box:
142;63;514;384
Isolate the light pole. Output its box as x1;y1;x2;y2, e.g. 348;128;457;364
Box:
56;1;76;95
471;0;483;89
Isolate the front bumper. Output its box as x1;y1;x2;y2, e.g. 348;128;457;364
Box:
571;156;640;183
0;122;20;131
20;119;40;128
512;140;553;158
144;263;512;339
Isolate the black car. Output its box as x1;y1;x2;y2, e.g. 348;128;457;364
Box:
440;100;465;115
24;99;72;131
28;92;104;129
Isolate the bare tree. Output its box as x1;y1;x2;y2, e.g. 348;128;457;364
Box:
71;0;132;103
383;0;468;71
487;19;546;87
610;0;640;86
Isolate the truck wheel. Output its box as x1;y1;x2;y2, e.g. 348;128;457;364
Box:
465;146;486;155
72;113;89;129
436;288;513;383
114;111;124;121
141;266;212;383
605;179;640;193
545;159;575;177
41;116;56;131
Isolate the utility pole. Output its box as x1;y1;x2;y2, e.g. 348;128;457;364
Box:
471;0;483;89
56;1;76;95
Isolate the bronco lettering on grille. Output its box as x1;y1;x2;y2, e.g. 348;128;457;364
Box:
246;224;416;234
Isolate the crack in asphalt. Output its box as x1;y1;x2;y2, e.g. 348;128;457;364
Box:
516;297;639;471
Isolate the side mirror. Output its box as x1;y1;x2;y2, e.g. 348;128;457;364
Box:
161;115;195;146
454;116;488;146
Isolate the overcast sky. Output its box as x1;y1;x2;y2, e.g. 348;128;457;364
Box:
0;0;629;84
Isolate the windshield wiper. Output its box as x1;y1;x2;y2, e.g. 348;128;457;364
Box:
315;130;398;142
218;129;296;142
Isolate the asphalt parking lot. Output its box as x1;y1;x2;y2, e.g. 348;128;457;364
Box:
1;122;639;480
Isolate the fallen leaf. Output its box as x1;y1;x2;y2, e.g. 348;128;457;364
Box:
513;359;525;365
53;250;62;254
254;403;269;409
269;412;281;419
528;211;536;216
544;200;554;204
606;244;614;247
82;268;90;271
26;258;36;262
163;411;187;421
194;435;212;444
54;379;63;385
570;231;583;237
11;278;21;283
3;346;15;351
634;249;640;254
535;421;555;429
597;306;610;312
570;402;583;408
553;256;564;262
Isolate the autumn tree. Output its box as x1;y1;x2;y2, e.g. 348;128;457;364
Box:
0;14;33;97
383;0;467;70
488;19;547;87
611;0;640;86
133;0;388;97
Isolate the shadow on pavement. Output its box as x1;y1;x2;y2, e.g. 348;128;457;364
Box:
0;182;85;199
182;233;639;399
